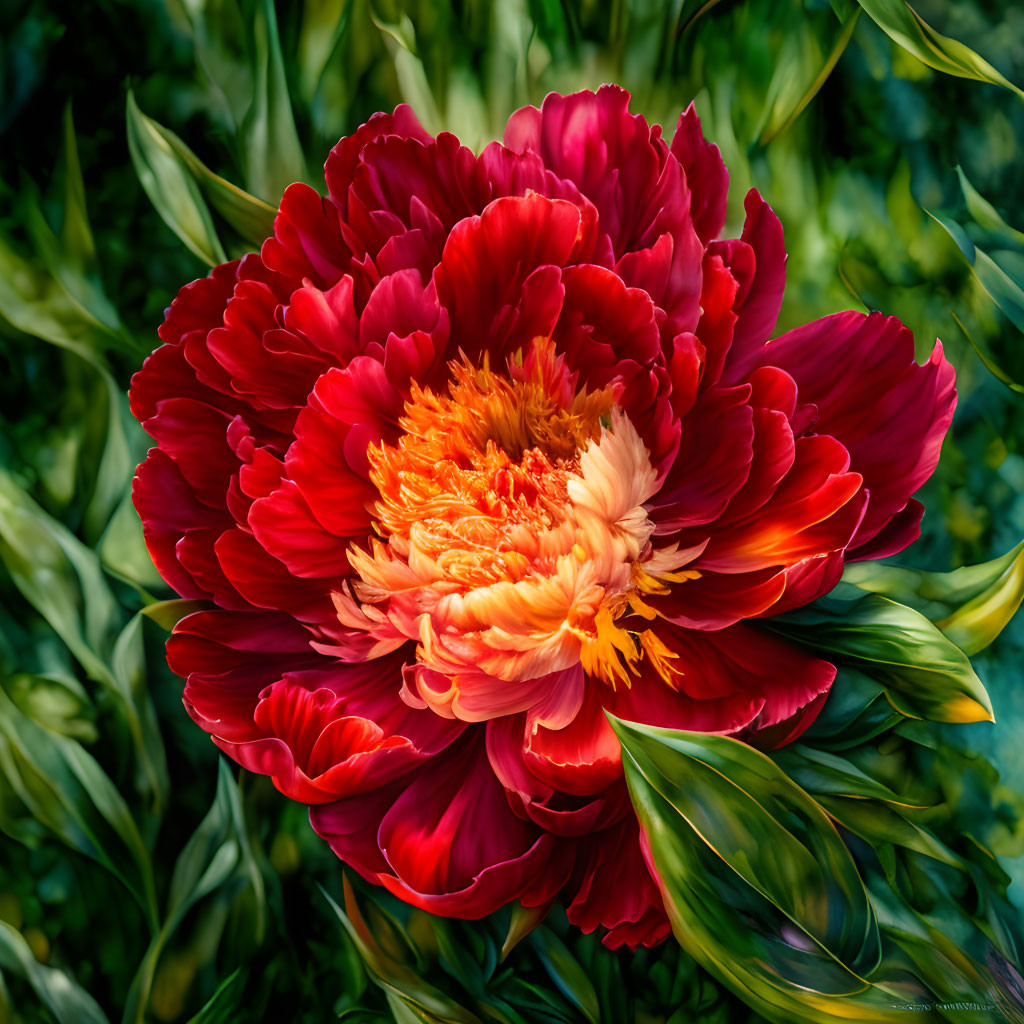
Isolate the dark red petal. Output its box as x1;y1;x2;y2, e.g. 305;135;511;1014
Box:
248;478;357;579
567;816;670;950
747;312;956;555
520;683;625;797
698;434;865;572
261;183;348;288
714;190;787;382
669;102;728;245
133;450;230;599
434;193;594;359
325;105;433;211
486;715;629;836
142;398;237;510
283;276;360;365
217;654;461;803
651;384;754;532
665;622;835;733
157;260;240;347
169;609;325;743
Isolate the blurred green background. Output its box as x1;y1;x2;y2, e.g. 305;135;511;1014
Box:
0;1;1022;1020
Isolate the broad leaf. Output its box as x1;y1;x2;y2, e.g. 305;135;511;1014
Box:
243;0;309;201
766;585;994;723
0;471;168;813
321;878;482;1024
122;101;276;248
843;541;1024;654
0;687;157;925
529;927;600;1024
611;718;910;1023
123;761;264;1024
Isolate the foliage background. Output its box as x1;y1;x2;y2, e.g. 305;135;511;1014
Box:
0;0;1023;1021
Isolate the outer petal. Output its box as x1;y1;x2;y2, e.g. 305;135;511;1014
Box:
747;311;956;555
321;734;563;918
714;190;787;383
567;816;671;950
669;102;728;245
215;656;463;804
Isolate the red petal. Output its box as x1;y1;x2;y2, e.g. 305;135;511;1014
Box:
747;312;956;555
567;816;670;950
714;190;787;382
669;103;728;245
325;104;433;212
376;735;555;918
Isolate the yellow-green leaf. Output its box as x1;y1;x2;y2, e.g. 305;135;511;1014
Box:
855;1;1024;100
843;541;1024;654
767;586;994;723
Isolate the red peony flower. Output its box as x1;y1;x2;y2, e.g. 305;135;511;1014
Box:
131;86;955;948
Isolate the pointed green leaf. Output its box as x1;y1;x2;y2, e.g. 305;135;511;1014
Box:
120;105;276;248
956;167;1024;247
0;687;156;925
767;586;994;723
612;718;912;1023
528;927;599;1024
124;761;263;1024
816;797;964;871
771;746;926;807
320;878;482;1024
844;541;1024;654
141;598;209;631
0;470;168;812
244;0;309;201
855;1;1024;100
0;920;109;1024
184;969;247;1024
127;90;226;266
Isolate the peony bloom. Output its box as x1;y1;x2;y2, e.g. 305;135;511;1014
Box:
131;86;955;948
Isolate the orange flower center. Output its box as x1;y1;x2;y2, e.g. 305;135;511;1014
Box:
335;341;699;712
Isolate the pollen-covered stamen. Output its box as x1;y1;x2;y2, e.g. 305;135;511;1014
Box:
337;340;698;710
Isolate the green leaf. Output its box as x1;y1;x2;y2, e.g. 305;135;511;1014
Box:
184;969;247;1024
370;10;443;134
843;541;1024;654
320;878;482;1024
0;686;157;926
500;903;550;962
243;0;309;201
0;235;114;367
0;920;109;1024
956;167;1024;247
124;761;263;1024
141;598;209;631
612;718;909;1023
771;746;926;807
528;927;600;1024
855;1;1024;100
127;89;227;266
930;212;1024;332
120;103;276;248
815;796;964;872
801;669;902;750
0;470;168;813
951;309;1024;395
766;585;994;723
759;8;860;145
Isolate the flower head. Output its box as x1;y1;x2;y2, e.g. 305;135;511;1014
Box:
131;86;955;947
